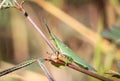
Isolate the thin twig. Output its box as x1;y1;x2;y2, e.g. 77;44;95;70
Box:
0;58;55;81
0;59;36;77
45;58;113;81
37;59;55;81
13;0;57;53
67;63;113;81
0;58;112;81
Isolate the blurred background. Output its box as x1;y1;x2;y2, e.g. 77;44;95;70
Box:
0;0;120;81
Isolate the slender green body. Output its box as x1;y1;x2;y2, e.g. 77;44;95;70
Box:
50;33;97;72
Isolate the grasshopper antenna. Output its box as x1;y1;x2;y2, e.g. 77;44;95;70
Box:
43;19;52;36
43;19;60;55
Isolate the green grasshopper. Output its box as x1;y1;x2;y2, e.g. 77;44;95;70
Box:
12;0;96;72
45;24;97;72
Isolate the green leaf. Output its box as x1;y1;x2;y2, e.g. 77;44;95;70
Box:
118;62;120;68
102;26;120;41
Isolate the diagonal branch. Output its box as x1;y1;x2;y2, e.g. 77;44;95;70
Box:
0;58;55;81
45;58;113;81
13;0;57;53
0;59;36;77
37;59;55;81
0;57;112;81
